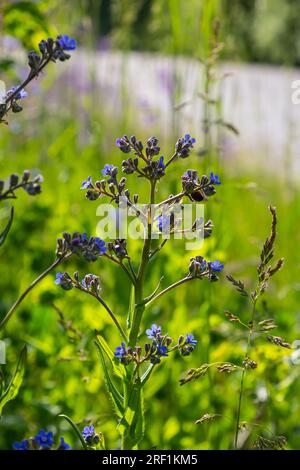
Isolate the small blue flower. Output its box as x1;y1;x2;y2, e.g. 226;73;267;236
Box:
34;429;54;448
210;172;221;185
82;425;95;440
7;86;28;100
81;176;93;189
176;134;196;158
156;214;171;233
55;272;63;285
146;324;162;339
57;34;77;51
186;334;197;346
209;260;224;272
58;437;71;450
94;237;107;255
101;164;115;176
13;439;29;450
158;156;165;169
184;134;196;144
114;342;127;359
54;272;73;290
116;137;131;153
156;343;168;357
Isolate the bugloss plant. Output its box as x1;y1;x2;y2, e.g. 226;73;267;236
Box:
3;132;224;449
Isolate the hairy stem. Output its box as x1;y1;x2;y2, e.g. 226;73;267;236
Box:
95;294;127;342
129;181;156;346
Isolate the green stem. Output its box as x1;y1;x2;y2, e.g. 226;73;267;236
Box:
95;295;127;342
129;181;156;347
145;276;193;308
234;299;257;449
0;254;71;330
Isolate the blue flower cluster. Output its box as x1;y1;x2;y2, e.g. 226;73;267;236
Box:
55;271;101;295
115;135;174;181
189;255;224;281
175;134;196;158
62;232;107;261
114;324;197;366
181;169;221;202
13;429;71;450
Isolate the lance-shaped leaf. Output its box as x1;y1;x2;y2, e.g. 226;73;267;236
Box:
95;333;126;379
0;345;26;416
118;377;144;449
94;339;124;417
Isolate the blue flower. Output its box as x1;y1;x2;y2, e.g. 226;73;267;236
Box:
82;425;95;440
58;437;71;450
57;34;77;51
81;176;93;189
94;237;107;255
13;439;29;450
210;172;221;185
116;137;131;153
7;86;28;100
114;342;127;359
156;214;171;233
55;272;63;285
34;429;54;448
146;324;162;339
54;272;73;290
156;343;168;357
65;233;107;261
175;134;196;158
209;260;224;272
158;156;165;169
101;164;115;176
186;334;197;346
184;134;196;144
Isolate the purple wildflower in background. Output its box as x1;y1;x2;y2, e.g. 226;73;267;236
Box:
82;425;95;440
209;260;224;272
57;35;77;51
210;172;221;185
34;429;54;448
81;176;93;189
146;324;162;339
13;439;29;450
58;437;71;450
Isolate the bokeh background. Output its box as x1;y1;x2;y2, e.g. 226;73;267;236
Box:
0;0;300;450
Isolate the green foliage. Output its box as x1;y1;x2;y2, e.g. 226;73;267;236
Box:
0;346;26;416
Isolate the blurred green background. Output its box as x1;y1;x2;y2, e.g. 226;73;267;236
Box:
0;0;300;450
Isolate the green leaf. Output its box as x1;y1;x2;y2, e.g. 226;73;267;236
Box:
94;340;124;417
0;345;26;416
0;207;14;247
58;414;88;450
118;378;144;448
95;333;126;379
